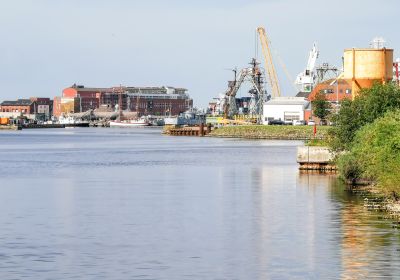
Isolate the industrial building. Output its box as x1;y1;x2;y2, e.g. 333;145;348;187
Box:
53;84;193;117
100;86;192;116
298;79;352;102
0;98;53;120
297;39;394;122
262;97;309;124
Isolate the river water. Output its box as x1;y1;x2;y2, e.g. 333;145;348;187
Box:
0;128;399;279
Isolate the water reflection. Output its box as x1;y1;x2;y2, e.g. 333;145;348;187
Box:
0;129;399;279
299;172;400;279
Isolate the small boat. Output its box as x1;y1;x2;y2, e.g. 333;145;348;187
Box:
109;118;150;127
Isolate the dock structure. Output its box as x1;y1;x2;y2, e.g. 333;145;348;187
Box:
164;124;211;137
0;125;22;131
297;146;336;171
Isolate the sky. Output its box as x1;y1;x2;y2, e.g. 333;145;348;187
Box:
0;0;398;107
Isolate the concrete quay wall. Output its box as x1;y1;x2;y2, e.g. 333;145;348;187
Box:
297;146;336;171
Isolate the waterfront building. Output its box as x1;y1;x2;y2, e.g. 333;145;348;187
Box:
262;97;309;124
0;97;53;120
100;86;193;116
54;84;193;117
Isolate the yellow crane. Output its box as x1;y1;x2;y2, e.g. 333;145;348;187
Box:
257;27;281;98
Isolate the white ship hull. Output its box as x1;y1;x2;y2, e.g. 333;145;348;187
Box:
109;120;150;127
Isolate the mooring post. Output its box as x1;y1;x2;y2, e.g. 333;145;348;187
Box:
199;124;204;137
206;123;211;134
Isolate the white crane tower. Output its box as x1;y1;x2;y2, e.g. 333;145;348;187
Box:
295;43;319;93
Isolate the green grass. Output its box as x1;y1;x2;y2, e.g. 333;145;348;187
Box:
305;139;330;146
210;125;329;140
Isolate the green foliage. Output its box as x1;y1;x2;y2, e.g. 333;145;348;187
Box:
210;125;329;139
338;110;400;196
312;92;331;120
329;83;400;151
337;153;363;183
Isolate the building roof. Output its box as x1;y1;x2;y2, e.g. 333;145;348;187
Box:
67;85;188;93
69;85;110;92
315;78;351;87
1;99;33;106
265;97;309;106
295;91;311;98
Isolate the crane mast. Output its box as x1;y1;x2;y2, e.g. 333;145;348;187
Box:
257;27;281;98
295;43;319;92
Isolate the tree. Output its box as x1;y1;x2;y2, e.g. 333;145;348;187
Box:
312;92;331;121
338;110;400;197
329;83;400;151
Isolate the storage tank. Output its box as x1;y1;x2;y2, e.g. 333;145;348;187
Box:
343;48;393;98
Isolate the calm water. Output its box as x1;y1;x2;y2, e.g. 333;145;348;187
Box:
0;128;399;279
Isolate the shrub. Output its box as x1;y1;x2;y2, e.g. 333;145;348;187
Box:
337;153;363;183
338;110;400;196
329;83;400;152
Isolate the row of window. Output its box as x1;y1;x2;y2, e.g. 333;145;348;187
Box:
127;103;188;109
320;89;352;94
1;109;27;113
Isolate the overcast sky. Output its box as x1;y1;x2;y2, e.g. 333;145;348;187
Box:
0;0;398;107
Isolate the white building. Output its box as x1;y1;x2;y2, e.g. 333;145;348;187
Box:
263;97;310;125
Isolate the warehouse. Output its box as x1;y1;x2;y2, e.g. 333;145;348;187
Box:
262;97;310;125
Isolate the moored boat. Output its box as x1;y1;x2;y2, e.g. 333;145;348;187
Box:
109;118;150;127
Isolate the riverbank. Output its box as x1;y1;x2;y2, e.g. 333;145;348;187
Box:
209;125;329;140
347;184;400;220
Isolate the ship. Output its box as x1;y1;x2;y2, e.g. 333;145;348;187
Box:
109;116;150;127
164;109;205;126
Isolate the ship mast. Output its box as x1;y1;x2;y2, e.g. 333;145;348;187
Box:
136;88;141;117
117;85;123;120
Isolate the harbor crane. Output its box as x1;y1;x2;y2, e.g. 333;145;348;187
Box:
257;27;281;98
295;43;319;92
222;58;266;119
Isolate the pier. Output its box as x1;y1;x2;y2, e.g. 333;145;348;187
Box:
297;146;336;171
164;124;211;137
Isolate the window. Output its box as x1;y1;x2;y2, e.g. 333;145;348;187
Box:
284;112;300;121
346;89;352;94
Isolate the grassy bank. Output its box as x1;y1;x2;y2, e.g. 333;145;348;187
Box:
209;125;329;140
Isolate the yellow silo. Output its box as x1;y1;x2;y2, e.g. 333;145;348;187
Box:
343;48;393;99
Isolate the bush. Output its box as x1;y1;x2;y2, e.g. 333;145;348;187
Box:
329;83;400;151
337;153;363;183
338;110;400;196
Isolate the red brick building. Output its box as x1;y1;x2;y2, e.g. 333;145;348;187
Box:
0;99;35;114
54;84;193;117
0;98;52;118
100;87;193;116
297;79;353;121
62;84;109;112
306;79;353;102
